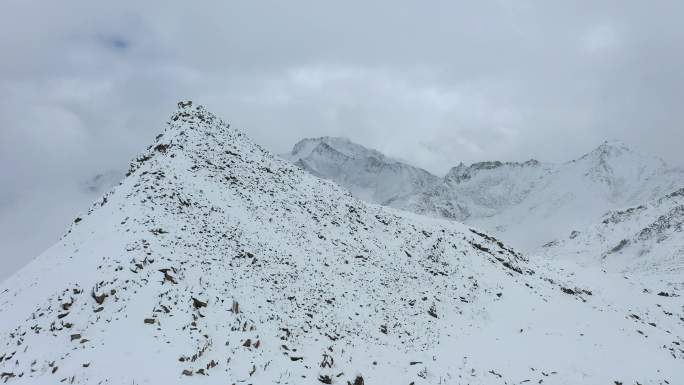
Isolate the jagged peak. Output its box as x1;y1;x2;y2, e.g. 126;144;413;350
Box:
166;100;233;139
566;139;673;186
598;139;630;149
291;136;342;154
125;101;257;178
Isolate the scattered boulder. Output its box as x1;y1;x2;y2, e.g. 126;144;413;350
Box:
561;287;576;295
427;303;438;318
192;297;207;309
91;287;107;305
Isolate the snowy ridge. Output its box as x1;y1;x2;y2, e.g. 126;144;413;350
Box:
0;103;682;384
390;159;552;222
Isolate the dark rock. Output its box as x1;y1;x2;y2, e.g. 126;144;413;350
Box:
192;297;207;308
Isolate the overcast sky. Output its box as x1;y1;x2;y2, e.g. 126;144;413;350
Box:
2;0;684;278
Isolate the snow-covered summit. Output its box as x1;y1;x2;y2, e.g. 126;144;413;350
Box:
574;140;650;168
283;136;440;204
2;103;681;384
286;137;393;164
567;140;673;201
473;140;684;249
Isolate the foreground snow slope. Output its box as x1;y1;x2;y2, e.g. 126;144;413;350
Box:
1;104;682;384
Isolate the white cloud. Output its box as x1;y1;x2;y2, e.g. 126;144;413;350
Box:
580;24;621;54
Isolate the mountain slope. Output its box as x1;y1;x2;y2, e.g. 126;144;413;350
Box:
1;104;682;384
541;187;684;274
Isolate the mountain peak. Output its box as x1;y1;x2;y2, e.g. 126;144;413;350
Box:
289;136;390;163
579;140;634;162
168;100;230;138
570;139;671;174
569;140;649;176
594;139;632;153
125;101;246;178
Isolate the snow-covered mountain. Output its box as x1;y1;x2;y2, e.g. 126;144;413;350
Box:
2;103;682;384
389;159;552;223
542;187;684;274
283;137;440;204
285;138;684;252
469;141;684;250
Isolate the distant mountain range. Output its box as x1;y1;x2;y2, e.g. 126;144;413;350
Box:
284;137;684;273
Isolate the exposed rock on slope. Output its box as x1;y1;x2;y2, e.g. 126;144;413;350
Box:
1;104;681;384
